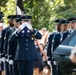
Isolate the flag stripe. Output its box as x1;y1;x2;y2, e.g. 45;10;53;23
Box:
16;0;24;15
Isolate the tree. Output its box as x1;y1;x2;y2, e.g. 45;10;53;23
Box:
1;0;76;31
0;0;7;7
0;0;16;23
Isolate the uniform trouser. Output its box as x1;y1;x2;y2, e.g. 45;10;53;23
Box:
9;61;19;75
51;60;62;75
51;60;58;75
4;61;9;75
14;61;19;75
9;65;14;75
17;60;34;75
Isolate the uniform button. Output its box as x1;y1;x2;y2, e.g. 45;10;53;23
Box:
26;48;28;50
26;44;28;46
26;39;28;41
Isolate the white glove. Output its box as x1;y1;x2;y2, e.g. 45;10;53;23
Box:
18;24;26;30
18;22;32;30
18;22;32;32
9;60;14;65
12;24;26;35
1;57;6;62
25;23;32;30
47;61;51;66
13;22;32;35
17;22;32;32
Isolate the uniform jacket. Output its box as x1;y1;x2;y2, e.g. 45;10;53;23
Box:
9;28;42;61
63;30;71;41
0;27;10;56
4;28;16;58
47;31;64;60
47;32;58;60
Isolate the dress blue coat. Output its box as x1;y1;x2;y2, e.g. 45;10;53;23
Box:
8;27;42;61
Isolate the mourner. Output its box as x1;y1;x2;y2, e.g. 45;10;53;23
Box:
34;39;47;75
39;27;51;75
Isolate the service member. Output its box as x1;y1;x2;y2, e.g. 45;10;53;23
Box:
8;15;42;75
60;20;70;41
47;19;63;75
54;19;69;49
67;17;76;33
0;15;14;75
0;22;3;75
5;15;21;75
50;19;70;75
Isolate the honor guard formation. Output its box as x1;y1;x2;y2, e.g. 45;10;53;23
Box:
0;12;76;75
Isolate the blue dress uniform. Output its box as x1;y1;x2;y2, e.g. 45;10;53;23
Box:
7;16;22;75
47;19;64;75
47;19;64;59
0;15;14;57
47;18;64;59
53;32;64;50
9;28;42;75
0;27;10;57
0;27;10;72
4;15;21;58
6;15;22;75
0;15;14;75
62;30;71;41
47;32;56;60
8;15;42;75
51;20;70;75
47;32;59;75
48;32;64;75
6;28;18;75
4;28;12;75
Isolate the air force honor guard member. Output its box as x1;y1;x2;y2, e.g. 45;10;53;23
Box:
8;15;42;75
0;15;14;61
67;17;76;33
47;19;64;75
60;20;70;41
0;15;14;75
5;15;21;75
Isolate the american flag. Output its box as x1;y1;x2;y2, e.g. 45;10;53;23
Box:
16;0;24;15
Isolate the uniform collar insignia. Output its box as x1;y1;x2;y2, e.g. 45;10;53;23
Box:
22;30;25;33
27;30;30;33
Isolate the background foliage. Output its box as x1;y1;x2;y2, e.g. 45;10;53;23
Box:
0;0;76;31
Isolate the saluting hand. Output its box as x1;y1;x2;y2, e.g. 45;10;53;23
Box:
25;23;33;30
18;22;33;32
